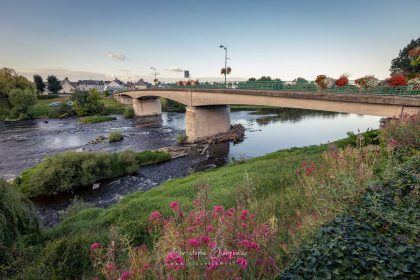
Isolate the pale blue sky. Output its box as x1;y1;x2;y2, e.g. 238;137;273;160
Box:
0;0;419;82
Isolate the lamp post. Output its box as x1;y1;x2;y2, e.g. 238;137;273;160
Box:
219;44;228;85
150;67;158;85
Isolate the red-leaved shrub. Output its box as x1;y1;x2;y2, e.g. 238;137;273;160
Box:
335;75;349;87
386;74;407;87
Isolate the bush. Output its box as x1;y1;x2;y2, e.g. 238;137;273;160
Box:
108;131;123;142
123;107;135;118
135;150;171;165
36;94;59;99
176;133;188;144
0;179;39;265
80;115;116;124
381;113;419;149
17;151;139;197
7;88;37;118
336;129;380;148
72;89;106;116
48;103;75;118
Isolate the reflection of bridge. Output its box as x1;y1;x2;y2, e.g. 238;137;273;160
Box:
116;89;420;142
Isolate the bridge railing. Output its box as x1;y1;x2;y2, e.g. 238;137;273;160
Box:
147;81;419;96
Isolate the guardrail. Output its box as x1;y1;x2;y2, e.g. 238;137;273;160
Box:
116;81;420;96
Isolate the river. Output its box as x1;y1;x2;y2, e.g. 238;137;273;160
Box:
0;107;381;226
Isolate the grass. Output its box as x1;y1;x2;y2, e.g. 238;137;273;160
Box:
108;130;123;142
28;96;70;118
80;115;117;124
100;96;127;114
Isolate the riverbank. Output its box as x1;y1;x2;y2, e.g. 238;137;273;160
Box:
2;112;419;279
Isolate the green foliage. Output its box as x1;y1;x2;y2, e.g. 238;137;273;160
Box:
7;88;37;119
123;107;135;118
281;157;420;279
108;131;123;142
46;75;62;94
293;77;309;84
336;129;380;148
161;98;185;112
176;133;188;144
390;37;420;76
36;94;59;99
17;151;139;197
72;89;106;116
0;179;39;266
80;115;116;124
33;75;45;94
135;150;171;165
47;103;75;118
381;114;420;149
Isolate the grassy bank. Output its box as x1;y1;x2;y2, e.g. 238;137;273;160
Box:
80;115;117;124
16;150;171;198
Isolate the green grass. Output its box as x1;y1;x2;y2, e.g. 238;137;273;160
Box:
28;96;70;118
108;130;123;142
80;115;117;124
100;96;127;114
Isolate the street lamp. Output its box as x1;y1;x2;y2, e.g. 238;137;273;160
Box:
219;44;228;85
150;67;158;85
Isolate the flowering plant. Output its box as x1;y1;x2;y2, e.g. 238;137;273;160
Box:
335;74;349;87
90;188;280;279
355;75;379;89
407;77;420;91
315;75;335;89
386;74;407;87
408;46;420;66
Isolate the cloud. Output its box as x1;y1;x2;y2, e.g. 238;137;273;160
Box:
106;52;127;61
165;66;184;72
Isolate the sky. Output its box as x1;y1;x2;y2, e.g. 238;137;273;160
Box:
0;0;419;82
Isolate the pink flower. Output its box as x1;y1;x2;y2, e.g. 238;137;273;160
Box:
236;257;248;269
90;242;101;250
200;235;210;244
149;210;162;221
208;242;217;248
388;138;398;147
165;251;185;271
213;205;224;213
206;225;214;232
206;257;221;271
168;277;175;280
120;271;132;280
188;238;200;247
169;201;179;210
241;223;247;229
240;210;248;220
105;262;116;271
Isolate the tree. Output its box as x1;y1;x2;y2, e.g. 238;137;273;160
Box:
72;89;105;116
8;88;37;118
33;75;45;93
47;75;62;94
0;68;34;114
259;76;272;81
390;37;420;77
293;77;309;84
248;77;256;81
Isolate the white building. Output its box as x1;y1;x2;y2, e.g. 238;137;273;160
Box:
77;80;105;92
60;77;77;94
132;78;150;90
105;79;126;93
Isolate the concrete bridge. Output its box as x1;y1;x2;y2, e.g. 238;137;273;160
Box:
115;89;420;142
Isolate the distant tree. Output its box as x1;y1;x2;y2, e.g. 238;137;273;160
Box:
47;75;62;94
390;37;420;77
259;76;272;81
248;77;256;81
33;75;46;93
293;77;309;84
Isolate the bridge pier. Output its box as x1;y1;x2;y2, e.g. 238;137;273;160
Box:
186;105;231;142
133;97;162;116
121;96;133;105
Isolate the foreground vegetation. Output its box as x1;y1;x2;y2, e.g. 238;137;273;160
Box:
16;150;171;197
1;114;419;279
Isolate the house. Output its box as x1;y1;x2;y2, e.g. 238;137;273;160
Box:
60;77;77;94
132;78;150;90
105;79;126;93
77;80;105;92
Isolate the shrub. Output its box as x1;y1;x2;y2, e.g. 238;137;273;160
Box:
355;75;379;89
80;115;116;124
315;75;334;89
335;74;349;87
407;76;420;90
135;150;171;165
108;131;123;142
48;103;75;118
72;89;106;116
0;179;39;265
381;113;419;149
7;88;37;118
36;94;59;99
17;151;139;197
386;73;408;87
336;129;380;148
90;190;280;279
123;107;135;118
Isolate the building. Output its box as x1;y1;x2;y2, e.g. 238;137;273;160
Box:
132;78;150;90
105;79;126;93
77;80;105;92
60;77;77;94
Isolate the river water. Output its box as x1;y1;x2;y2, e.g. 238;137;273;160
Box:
0;108;381;226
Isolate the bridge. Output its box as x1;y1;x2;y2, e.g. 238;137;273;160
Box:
115;88;420;142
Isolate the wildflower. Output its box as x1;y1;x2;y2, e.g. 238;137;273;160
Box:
241;223;248;229
149;210;162;221
213;205;224;213
206;256;221;271
188;238;200;247
236;257;248;269
105;262;116;271
200;235;211;244
164;251;185;271
120;271;132;280
388;138;398;147
206;225;214;232
240;210;248;220
90;242;101;250
169;201;179;210
208;242;217;248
